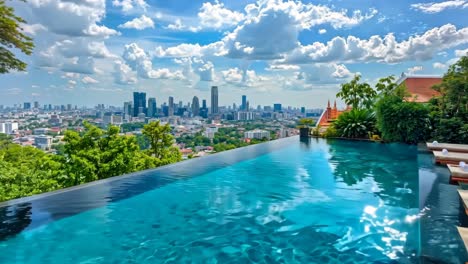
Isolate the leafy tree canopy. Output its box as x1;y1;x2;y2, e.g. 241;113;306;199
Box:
0;0;34;73
337;75;377;110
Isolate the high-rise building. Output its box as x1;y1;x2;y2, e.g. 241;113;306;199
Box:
33;101;39;109
24;102;31;110
200;99;208;118
162;105;169;116
67;104;72;111
192;96;200;116
301;107;306;114
211;86;218;114
246;101;250;111
241;95;247;111
123;101;132;118
148;98;157;117
168;96;174;116
133;92;146;117
273;103;282;112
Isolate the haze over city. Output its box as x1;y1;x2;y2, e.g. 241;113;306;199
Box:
1;0;467;107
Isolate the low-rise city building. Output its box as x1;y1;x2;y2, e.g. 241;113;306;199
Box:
244;129;271;140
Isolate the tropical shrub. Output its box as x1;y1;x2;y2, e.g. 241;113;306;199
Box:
333;109;376;139
429;55;468;143
323;126;338;138
375;95;430;144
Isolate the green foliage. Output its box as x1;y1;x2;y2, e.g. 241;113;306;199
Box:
213;143;238;152
375;95;430;144
337;75;377;109
60;122;147;185
120;122;145;133
177;133;211;148
135;134;150;150
431;116;467;143
0;0;34;73
311;126;321;137
375;75;410;99
0;139;62;202
142;121;181;163
430;55;468;143
0;121;182;202
333;109;376;139
298;118;315;127
323;126;338;138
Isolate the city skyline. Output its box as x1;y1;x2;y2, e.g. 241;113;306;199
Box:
0;0;467;107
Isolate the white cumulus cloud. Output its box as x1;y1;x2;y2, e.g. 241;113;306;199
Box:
198;1;245;30
407;66;423;74
281;24;468;64
122;43;185;80
112;0;148;13
114;61;137;84
222;0;377;60
433;62;448;69
119;15;155;30
82;76;99;84
411;0;466;13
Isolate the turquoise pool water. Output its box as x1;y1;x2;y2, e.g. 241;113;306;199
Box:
0;137;460;263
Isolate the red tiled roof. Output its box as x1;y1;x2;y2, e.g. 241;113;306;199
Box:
402;77;442;103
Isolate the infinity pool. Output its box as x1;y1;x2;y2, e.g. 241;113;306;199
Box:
0;137;465;263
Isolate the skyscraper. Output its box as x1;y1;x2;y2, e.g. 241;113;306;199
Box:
23;102;31;110
200;99;208;118
192;96;200;116
133;92;146;117
168;96;174;116
148;98;157;117
123;101;132;118
273;103;282;112
241;95;247;111
211;86;218;114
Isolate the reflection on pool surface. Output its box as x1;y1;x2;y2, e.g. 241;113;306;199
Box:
0;137;464;263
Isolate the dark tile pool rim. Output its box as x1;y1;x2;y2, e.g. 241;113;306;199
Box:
0;136;309;239
1;136;303;208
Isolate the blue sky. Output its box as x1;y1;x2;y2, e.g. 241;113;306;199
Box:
1;0;467;108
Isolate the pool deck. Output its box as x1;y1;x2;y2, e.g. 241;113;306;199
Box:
427;143;468;153
450;165;468;183
433;151;468;165
458;189;468;215
457;227;468;255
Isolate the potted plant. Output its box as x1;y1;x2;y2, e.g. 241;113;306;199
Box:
298;118;315;138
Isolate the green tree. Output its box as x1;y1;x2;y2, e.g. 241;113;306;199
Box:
1;0;34;73
337;75;377;109
430;55;468;143
375;75;409;99
0;143;63;202
60;122;150;186
142;121;182;163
